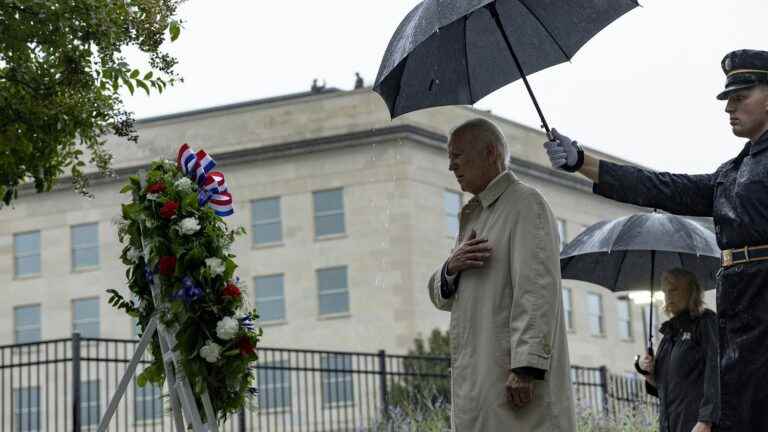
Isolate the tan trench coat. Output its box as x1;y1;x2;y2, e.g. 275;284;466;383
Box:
429;171;576;432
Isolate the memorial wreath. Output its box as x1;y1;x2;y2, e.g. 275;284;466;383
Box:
108;144;261;422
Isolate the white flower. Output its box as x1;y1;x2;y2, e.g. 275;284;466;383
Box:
205;257;226;276
178;217;201;235
146;193;160;201
200;341;222;363
216;316;239;340
174;177;194;192
126;247;142;263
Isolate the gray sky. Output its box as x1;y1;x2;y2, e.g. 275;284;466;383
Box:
123;0;768;174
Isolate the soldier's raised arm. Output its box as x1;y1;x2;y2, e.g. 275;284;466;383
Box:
542;128;718;217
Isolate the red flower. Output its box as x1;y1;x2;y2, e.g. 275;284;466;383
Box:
146;182;165;194
238;337;256;357
158;256;177;276
222;282;241;299
159;201;179;219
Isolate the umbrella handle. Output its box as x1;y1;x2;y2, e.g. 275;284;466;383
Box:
633;347;655;376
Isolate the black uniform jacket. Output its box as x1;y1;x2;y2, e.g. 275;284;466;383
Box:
594;131;768;431
646;309;719;432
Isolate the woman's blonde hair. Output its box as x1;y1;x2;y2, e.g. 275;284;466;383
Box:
661;267;705;317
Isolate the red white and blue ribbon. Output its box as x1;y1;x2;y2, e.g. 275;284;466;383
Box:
177;144;234;217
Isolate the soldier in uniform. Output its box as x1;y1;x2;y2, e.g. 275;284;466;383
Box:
543;49;768;431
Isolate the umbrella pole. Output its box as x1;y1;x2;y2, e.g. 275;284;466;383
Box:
648;250;656;355
487;3;552;139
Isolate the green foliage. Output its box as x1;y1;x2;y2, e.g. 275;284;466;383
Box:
0;0;184;208
388;328;451;414
116;159;261;424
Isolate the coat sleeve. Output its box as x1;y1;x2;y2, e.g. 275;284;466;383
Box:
594;160;716;217
697;311;721;424
428;261;455;311
508;189;560;371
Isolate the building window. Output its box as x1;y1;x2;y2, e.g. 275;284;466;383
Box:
562;288;574;332
13;387;40;432
15;305;41;344
617;299;633;340
317;266;349;316
321;354;354;407
587;293;604;336
254;274;286;322
73;298;100;338
251;197;282;245
557;219;567;251
313;189;345;237
443;191;461;237
71;223;99;270
14;231;41;277
81;380;100;426
135;381;163;422
258;360;292;410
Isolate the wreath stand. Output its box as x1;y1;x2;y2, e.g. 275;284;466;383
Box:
97;171;219;432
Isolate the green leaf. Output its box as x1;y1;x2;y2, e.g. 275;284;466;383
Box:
169;21;181;42
136;79;150;96
143;71;153;80
130;69;140;79
122;76;135;95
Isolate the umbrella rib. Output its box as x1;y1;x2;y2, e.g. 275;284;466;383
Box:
612;250;630;291
516;0;572;62
463;16;474;101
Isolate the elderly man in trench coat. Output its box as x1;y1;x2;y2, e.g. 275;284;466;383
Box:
428;118;576;431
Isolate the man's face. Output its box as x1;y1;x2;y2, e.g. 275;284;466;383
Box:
448;133;494;195
725;85;768;140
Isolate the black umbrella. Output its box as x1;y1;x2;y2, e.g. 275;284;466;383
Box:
559;212;720;357
374;0;639;134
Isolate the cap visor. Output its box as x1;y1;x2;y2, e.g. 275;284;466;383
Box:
717;83;757;100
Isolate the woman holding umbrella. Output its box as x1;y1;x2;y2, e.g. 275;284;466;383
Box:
637;268;719;432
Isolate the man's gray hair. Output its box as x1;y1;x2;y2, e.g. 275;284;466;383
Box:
449;118;509;169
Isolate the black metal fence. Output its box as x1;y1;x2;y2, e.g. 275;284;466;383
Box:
0;335;657;431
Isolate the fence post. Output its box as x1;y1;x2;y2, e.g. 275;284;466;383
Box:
599;366;609;417
72;333;81;432
378;350;389;419
238;407;246;432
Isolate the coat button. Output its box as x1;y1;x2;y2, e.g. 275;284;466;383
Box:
719;318;726;327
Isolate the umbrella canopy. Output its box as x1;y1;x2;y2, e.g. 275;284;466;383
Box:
560;213;721;293
374;0;639;123
560;212;720;353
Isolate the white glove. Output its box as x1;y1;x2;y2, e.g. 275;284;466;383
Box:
543;129;579;170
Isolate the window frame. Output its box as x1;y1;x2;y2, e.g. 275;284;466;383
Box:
13;386;40;432
14;304;41;344
617;299;633;341
71;223;100;271
587;292;604;337
13;230;41;278
562;287;574;332
251;197;283;247
257;360;292;412
321;353;354;408
316;266;350;317
72;297;100;338
443;190;462;238
313;188;346;239
254;274;287;323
